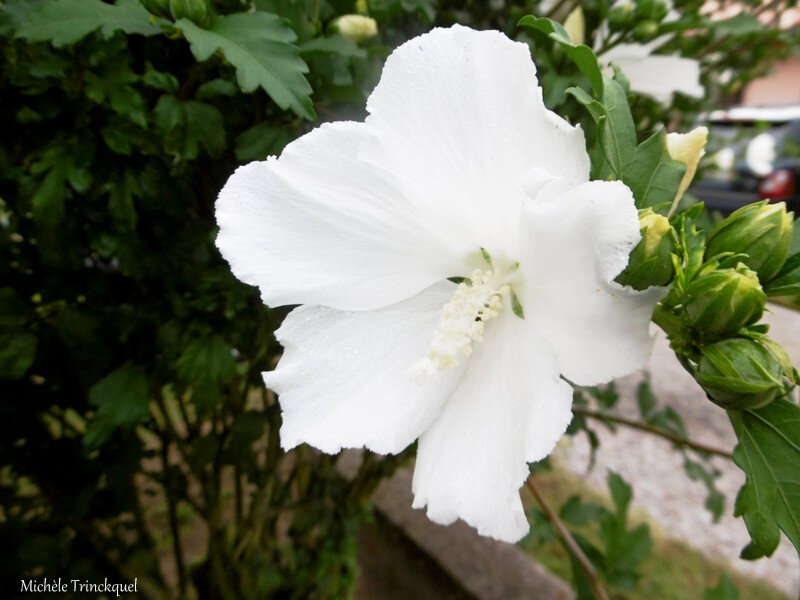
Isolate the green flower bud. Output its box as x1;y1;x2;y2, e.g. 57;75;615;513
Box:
169;0;211;25
696;337;785;410
616;210;675;290
330;15;378;43
633;20;659;41
635;0;669;21
684;264;765;338
705;201;794;283
141;0;170;17
608;3;635;29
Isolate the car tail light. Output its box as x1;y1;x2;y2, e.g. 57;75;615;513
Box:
758;169;796;200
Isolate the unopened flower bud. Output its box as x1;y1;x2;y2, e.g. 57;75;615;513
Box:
563;6;585;45
140;0;170;17
633;20;659;41
684;264;765;338
635;0;669;21
169;0;211;25
705;201;794;283
666;126;708;215
331;15;378;43
616;210;675;289
696;337;785;410
608;2;635;29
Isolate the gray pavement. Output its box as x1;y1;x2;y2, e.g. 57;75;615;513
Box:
557;302;800;597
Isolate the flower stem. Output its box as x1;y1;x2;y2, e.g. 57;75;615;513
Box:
525;477;610;600
572;407;733;459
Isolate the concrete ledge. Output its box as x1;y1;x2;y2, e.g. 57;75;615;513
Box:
352;456;574;600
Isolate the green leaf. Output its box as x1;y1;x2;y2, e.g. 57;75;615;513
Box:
0;288;27;329
649;405;689;439
586;381;620;410
598;74;636;177
176;335;236;412
29;144;89;228
85;363;150;449
623;128;686;210
729;398;800;559
195;78;238;99
636;378;657;418
142;63;179;93
0;333;37;380
715;13;762;36
234;121;293;162
560;495;604;526
11;0;161;47
607;470;632;517
107;170;139;230
598;471;652;589
31;166;67;227
85;63;147;127
518;15;603;96
567;75;636;179
684;457;725;522
153;95;226;162
221;411;268;473
299;34;366;59
566;86;604;123
178;12;314;120
704;572;739;600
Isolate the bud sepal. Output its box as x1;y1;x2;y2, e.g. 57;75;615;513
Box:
169;0;212;26
705;201;794;283
695;337;787;411
683;263;765;339
141;0;170;18
617;209;677;289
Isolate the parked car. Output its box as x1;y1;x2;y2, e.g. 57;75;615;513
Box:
690;105;800;214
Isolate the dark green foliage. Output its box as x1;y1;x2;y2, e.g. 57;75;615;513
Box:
0;1;428;597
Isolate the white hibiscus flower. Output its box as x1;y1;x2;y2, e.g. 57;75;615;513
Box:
216;25;661;542
600;41;704;105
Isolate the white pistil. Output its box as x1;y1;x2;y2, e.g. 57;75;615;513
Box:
411;269;511;378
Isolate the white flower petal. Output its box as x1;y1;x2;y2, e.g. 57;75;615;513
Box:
216;121;465;311
361;25;589;256
521;180;662;386
411;312;573;543
266;281;465;455
602;44;703;105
